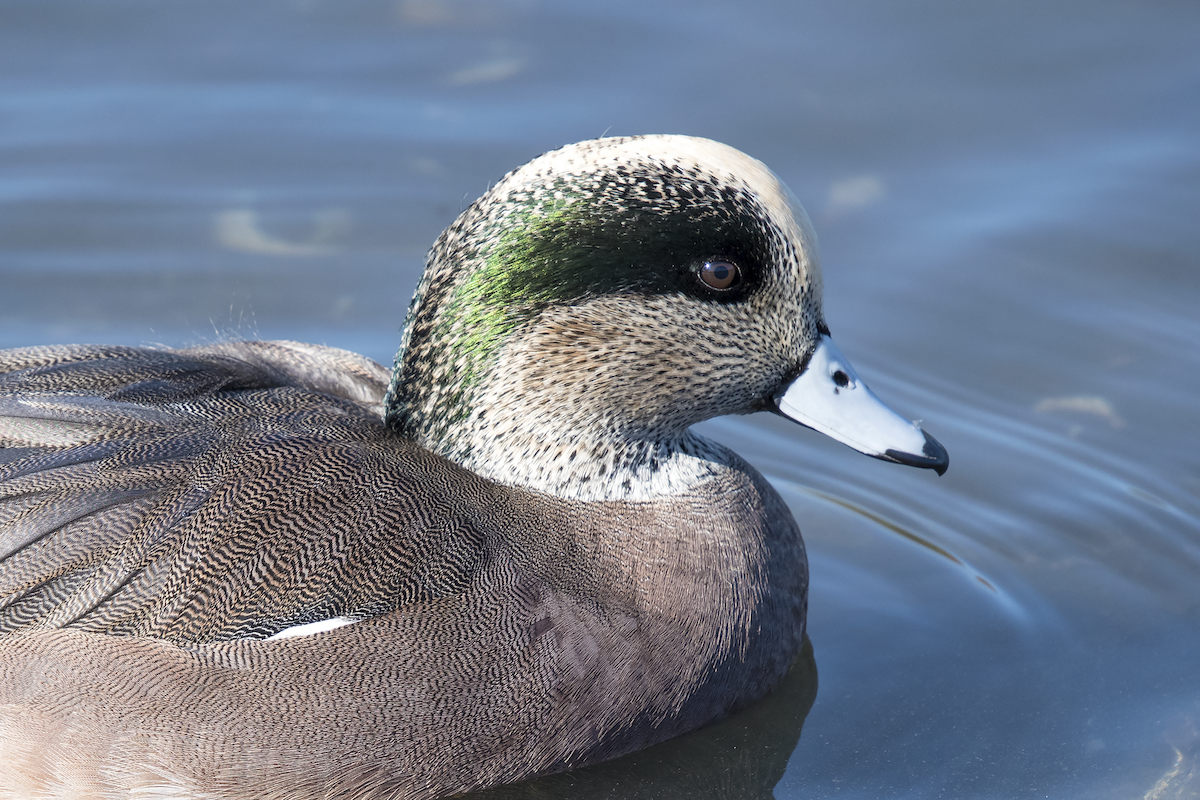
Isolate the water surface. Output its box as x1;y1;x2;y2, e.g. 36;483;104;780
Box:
2;1;1199;798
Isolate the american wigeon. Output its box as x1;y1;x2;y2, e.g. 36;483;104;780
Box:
0;135;946;799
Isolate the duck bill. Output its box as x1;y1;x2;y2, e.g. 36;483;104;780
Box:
774;335;949;475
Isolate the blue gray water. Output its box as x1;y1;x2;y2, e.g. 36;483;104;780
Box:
3;1;1199;798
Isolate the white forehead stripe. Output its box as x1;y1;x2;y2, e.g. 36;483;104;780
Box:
506;135;806;245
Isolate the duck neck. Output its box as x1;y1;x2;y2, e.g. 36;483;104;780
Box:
409;396;734;502
470;426;731;503
387;365;734;502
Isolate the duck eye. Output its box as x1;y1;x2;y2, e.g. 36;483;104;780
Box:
698;260;741;291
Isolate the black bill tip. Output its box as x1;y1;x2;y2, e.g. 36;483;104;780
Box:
882;431;949;476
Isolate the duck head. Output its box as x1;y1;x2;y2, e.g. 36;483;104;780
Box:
385;135;947;499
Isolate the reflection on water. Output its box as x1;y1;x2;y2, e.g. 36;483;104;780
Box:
468;640;818;800
798;484;964;566
791;482;1013;596
2;0;1199;798
1150;745;1200;800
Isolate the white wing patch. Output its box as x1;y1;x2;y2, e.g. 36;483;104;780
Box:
266;616;358;641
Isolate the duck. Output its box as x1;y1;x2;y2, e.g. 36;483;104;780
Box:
0;135;947;800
